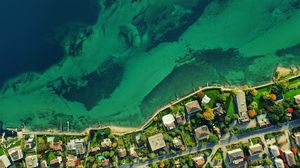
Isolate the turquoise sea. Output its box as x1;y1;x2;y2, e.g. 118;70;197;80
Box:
0;0;300;131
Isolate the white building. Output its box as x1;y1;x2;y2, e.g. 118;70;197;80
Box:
269;145;280;157
284;150;296;167
274;158;284;168
162;114;176;130
25;155;39;168
201;95;211;104
0;155;11;168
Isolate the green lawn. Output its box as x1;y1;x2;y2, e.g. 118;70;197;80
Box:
182;130;196;147
284;87;300;98
204;89;221;107
0;147;5;155
253;86;270;109
213;151;223;160
226;96;236;115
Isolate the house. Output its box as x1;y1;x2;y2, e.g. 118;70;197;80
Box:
286;108;294;120
25;155;38;168
41;160;48;168
175;113;186;125
274;158;284;168
193;155;205;168
25;135;35;150
295;132;300;147
66;139;86;155
213;126;221;138
256;114;270;128
213;103;225;116
66;155;77;168
276;135;287;145
185;100;202;115
284;150;296;167
227;148;244;165
148;133;166;151
211;159;222;168
49;141;63;151
129;145;138;158
173;137;183;149
118;148;127;158
269;145;280;157
162;114;176;130
249;144;264;156
101;138;112;148
0;155;11;168
234;90;249;122
201;95;211;104
294;94;300;104
8;146;23;161
50;156;62;168
194;125;210;141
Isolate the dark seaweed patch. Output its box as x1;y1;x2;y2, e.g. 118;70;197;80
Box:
140;48;262;117
276;43;300;57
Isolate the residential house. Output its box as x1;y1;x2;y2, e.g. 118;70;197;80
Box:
234;90;249;122
148;133;166;151
25;135;35;150
66;139;86;155
66;155;77;168
101;138;112;148
193;155;205;168
50;156;62;168
185;100;202;115
213;103;225;117
25;155;38;168
269;145;280;157
118;148;127;158
274;158;284;168
294;94;300;104
211;159;222;168
41;160;48;168
194;125;210;141
8;146;23;161
129;145;138;158
162;114;176;130
201;95;211;104
173;137;183;149
213;126;221;138
49;141;63;151
284;150;296;167
175;113;186;125
249;144;264;156
227;148;244;165
294;132;300;147
0;155;11;168
256;114;270;128
276;135;287;145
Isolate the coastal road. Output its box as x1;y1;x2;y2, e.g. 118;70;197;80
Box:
119;119;300;168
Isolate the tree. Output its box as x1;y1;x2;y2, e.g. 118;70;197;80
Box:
248;102;258;110
250;88;258;96
209;134;218;143
216;94;226;104
264;158;272;165
270;94;277;101
203;108;215;121
262;92;271;101
271;80;288;94
248;109;257;118
198;91;205;99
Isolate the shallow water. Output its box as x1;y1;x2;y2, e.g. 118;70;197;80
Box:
0;0;300;131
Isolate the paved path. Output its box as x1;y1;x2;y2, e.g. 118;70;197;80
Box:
119;119;300;168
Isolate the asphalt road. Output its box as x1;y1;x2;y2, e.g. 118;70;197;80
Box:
119;119;300;168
